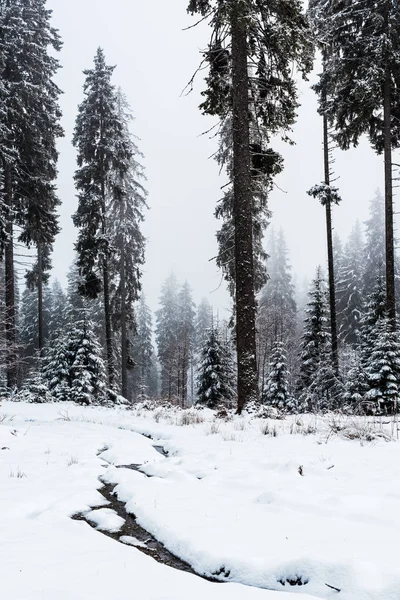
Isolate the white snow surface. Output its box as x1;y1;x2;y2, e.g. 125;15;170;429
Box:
0;402;398;600
85;507;125;533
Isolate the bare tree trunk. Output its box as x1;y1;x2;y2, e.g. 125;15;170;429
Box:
4;166;17;390
103;253;114;389
231;2;258;414
383;68;396;329
120;234;128;399
37;243;44;356
323;111;339;373
101;176;114;390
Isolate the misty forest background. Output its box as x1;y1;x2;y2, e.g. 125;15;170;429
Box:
1;0;400;416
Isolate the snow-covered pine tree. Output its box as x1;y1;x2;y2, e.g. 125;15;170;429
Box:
0;0;63;387
69;313;107;406
364;317;400;413
42;333;72;402
343;349;369;411
337;222;365;346
297;267;330;406
19;284;52;379
187;0;313;413
306;357;344;412
196;325;233;409
47;280;68;340
363;190;385;295
72;48;122;388
263;341;289;410
360;274;387;371
257;229;297;396
108;88;148;399
44;309;106;405
131;294;158;400
177;282;196;407
309;0;400;328
195;298;213;353
156;274;179;401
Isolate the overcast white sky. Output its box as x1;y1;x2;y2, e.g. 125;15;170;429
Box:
47;0;393;316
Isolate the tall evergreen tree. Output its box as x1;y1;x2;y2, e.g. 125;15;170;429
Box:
196;324;234;409
72;47;122;388
156;274;179;401
187;0;313;413
108;88;147;399
195;298;213;352
337;222;365;345
177;282;195;407
309;0;400;328
365;317;400;413
263;340;289;410
131;294;157;400
297;267;330;397
257;229;297;395
0;0;63;386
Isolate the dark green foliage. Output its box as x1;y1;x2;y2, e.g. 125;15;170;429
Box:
298;267;330;394
263;341;289;409
309;0;400;152
72;48;121;298
365;317;400;412
337;223;365;345
196;325;234;409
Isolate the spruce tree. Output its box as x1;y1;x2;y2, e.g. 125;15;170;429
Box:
108;88;147;399
177;282;195;407
0;0;62;386
156;274;179;401
297;267;330;399
337;222;365;345
343;349;369;411
131;294;157;400
309;0;400;328
72;48;122;388
258;229;297;395
263;341;289;410
195;298;213;352
365;317;400;413
187;0;313;413
363;190;386;295
196;325;233;409
69;314;107;405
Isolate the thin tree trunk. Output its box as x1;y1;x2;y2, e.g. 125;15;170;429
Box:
37;243;44;356
322;56;339;373
231;2;258;414
101;176;114;389
4;165;17;390
120;234;128;399
103;253;114;389
383;67;396;329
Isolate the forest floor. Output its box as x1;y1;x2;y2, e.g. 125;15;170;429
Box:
0;401;398;600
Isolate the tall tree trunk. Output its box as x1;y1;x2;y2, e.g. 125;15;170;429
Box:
101;174;114;389
383;67;396;329
4;166;17;390
231;2;258;414
37;243;44;356
120;235;128;399
323;111;339;373
103;253;114;389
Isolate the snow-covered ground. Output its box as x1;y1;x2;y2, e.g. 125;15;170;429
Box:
0;402;398;600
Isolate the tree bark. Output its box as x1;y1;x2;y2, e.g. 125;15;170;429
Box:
4;165;17;390
383;67;396;329
231;2;258;414
323;111;339;373
120;233;128;399
37;243;44;356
